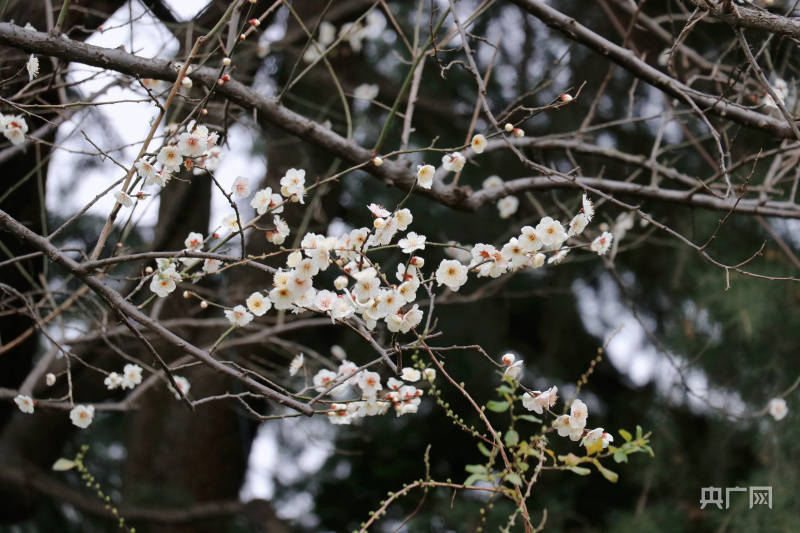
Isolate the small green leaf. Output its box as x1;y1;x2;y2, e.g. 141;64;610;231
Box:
464;473;488;487
504;429;519;447
613;450;628;464
52;458;76;471
567;466;591;476
497;385;514;395
517;414;542;424
593;460;619;483
477;442;492;458
486;400;509;412
636;425;643;439
504;472;522;486
465;464;487;474
619;429;632;442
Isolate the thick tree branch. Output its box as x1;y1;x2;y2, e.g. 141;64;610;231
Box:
509;0;797;139
0;208;314;416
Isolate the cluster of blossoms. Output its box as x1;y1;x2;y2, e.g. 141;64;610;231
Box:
304;11;386;63
116;123;222;208
500;353;613;450
0;113;28;146
103;363;143;391
150;258;183;298
516;373;613;450
312;363;435;424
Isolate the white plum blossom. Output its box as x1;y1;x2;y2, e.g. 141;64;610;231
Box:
225;305;254;327
441;152;466;172
483;175;503;189
423;368;436;381
104;372;123;390
184;232;203;250
280;168;306;203
521;386;558;414
250;187;283;215
231;176;251;199
548;248;569;265
553;414;583;441
569;399;588;431
357;371;383;397
582;194;595;221
313;369;337;392
69;405;95;428
535;217;567;248
26;54;39;81
367;203;391;218
528;252;546;268
353;83;379;101
1;114;28;145
401;367;421;382
177;128;208;157
768;397;788;421
416;164;435;189
435;259;468;291
114;190;134;208
568;213;589;237
14;394;34;414
135;160;158;183
45;373;56;386
157;145;182;170
246;292;271;316
471;134;487;153
581;427;605;447
519;225;543;252
203;258;221;274
398;232;426;254
289;353;305;376
497;196;519;219
122;364;143;389
222;214;241;233
590;232;613;255
501;354;523;380
168;376;191;399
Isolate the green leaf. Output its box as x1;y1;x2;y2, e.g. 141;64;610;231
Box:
496;385;514;395
464;473;488;487
52;458;76;471
619;429;632;442
636;425;643;439
504;472;522;486
477;442;492;458
613;450;628;464
465;464;487;474
593;460;619;483
517;414;542;424
504;429;519;447
486;400;509;412
566;466;591;476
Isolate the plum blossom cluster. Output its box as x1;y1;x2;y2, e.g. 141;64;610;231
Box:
103;363;143;391
311;361;435;425
521;384;613;450
118;123;222;209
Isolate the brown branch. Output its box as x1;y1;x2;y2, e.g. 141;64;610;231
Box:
0;208;314;416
